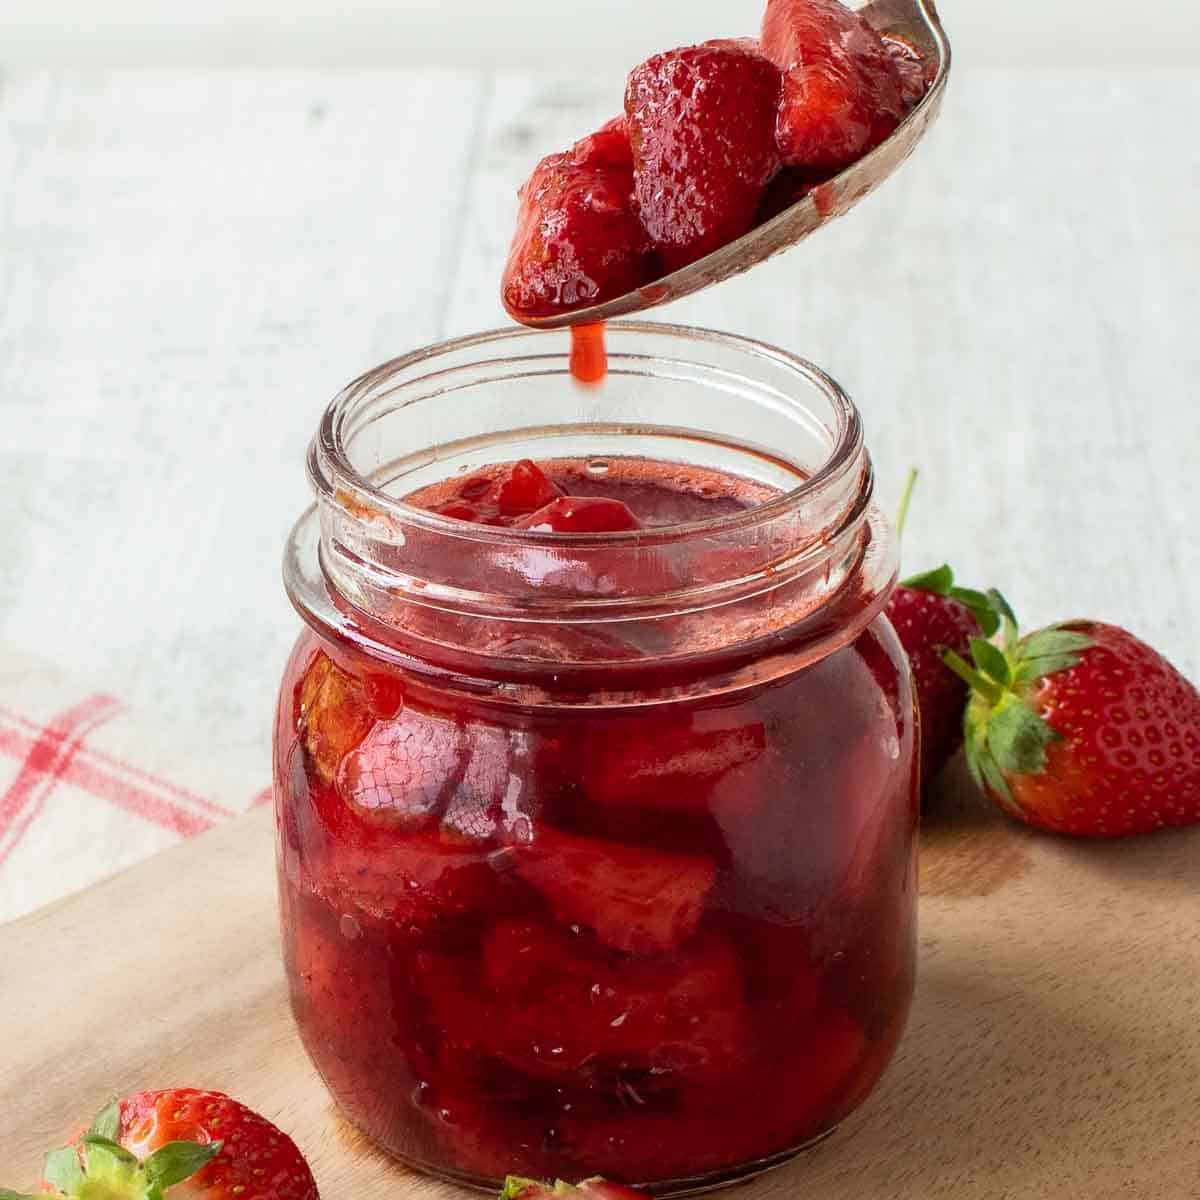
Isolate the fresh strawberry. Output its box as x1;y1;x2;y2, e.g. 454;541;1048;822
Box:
502;123;652;320
508;827;716;954
23;1090;316;1200
946;606;1200;837
500;1179;650;1200
887;564;999;780
885;471;1001;782
515;496;642;533
761;0;909;170
625;40;781;272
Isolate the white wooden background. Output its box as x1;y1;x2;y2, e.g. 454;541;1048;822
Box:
1;65;1198;781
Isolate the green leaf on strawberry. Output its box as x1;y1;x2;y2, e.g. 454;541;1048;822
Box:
89;1101;122;1142
944;615;1095;807
901;565;1001;638
944;615;1088;808
887;471;1011;783
143;1142;225;1188
42;1148;84;1193
0;1190;40;1200
499;1178;650;1200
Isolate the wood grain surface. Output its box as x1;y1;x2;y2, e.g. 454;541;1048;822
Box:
3;776;1198;1197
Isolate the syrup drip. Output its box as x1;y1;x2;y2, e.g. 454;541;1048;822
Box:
570;322;609;386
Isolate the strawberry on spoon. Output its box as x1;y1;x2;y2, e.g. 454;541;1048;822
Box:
8;1089;318;1200
885;471;1000;782
625;39;781;272
945;598;1200;837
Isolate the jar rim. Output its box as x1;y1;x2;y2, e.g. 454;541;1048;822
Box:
310;321;864;547
286;321;895;685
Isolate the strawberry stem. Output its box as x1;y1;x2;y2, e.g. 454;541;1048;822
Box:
895;468;918;539
943;649;1005;704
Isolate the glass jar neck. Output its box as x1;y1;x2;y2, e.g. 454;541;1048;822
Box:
284;323;897;698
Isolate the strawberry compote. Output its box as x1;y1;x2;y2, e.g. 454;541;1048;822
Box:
276;325;918;1194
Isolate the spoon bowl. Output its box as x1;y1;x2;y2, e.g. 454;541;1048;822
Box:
523;0;951;330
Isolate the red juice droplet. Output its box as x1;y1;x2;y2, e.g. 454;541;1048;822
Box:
570;322;609;387
813;181;838;218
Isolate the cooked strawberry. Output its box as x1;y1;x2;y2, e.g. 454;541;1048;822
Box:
296;653;374;784
314;831;499;936
761;0;908;170
485;459;564;517
580;712;767;813
502;125;652;321
440;721;542;845
768;1006;870;1131
570;116;635;171
30;1090;317;1200
887;565;998;780
555;1002;869;1181
480;919;749;1084
336;703;466;829
508;828;715;953
501;1179;651;1200
515;496;642;533
286;902;395;1043
625;40;781;271
881;33;931;109
430;498;507;525
947;608;1200;837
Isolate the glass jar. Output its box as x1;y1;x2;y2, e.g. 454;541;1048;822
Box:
274;323;918;1195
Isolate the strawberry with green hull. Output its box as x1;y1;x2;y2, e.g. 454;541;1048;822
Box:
501;1178;650;1200
885;472;1001;782
887;564;999;781
4;1090;317;1200
946;601;1200;837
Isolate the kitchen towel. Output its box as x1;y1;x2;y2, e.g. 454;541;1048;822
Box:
0;648;268;924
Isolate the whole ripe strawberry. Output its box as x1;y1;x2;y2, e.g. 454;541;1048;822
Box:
761;0;908;170
946;604;1200;837
10;1090;318;1200
501;1178;650;1200
886;564;999;782
625;40;781;272
502;117;652;320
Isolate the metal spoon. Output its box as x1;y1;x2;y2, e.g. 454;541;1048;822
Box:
522;0;951;330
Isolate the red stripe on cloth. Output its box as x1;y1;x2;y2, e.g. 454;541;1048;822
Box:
59;754;215;838
0;724;215;840
0;695;123;866
0;703;235;820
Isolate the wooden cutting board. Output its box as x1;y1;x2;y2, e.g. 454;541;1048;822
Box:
3;770;1199;1197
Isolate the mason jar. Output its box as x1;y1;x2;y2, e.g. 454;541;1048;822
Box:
274;322;918;1194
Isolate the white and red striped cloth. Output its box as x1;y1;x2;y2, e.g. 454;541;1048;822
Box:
0;650;268;924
